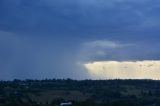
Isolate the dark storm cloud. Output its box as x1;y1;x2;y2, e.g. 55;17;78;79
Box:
0;0;160;80
0;0;160;38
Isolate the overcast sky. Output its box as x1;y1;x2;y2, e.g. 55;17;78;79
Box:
1;0;160;80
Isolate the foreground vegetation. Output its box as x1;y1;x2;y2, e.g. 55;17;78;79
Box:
0;79;160;106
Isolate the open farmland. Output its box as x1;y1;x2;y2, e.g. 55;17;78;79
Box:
0;79;160;106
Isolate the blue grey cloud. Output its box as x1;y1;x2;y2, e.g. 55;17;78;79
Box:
0;0;160;38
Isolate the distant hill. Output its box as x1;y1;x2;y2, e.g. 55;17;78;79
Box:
0;79;160;106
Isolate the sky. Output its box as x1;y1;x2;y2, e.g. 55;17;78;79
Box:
0;0;160;80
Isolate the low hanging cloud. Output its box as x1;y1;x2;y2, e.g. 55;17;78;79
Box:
77;40;133;62
78;39;160;62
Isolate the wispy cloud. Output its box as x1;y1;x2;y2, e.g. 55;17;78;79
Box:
83;40;130;49
76;40;133;63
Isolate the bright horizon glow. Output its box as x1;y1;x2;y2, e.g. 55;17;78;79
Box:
84;60;160;80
